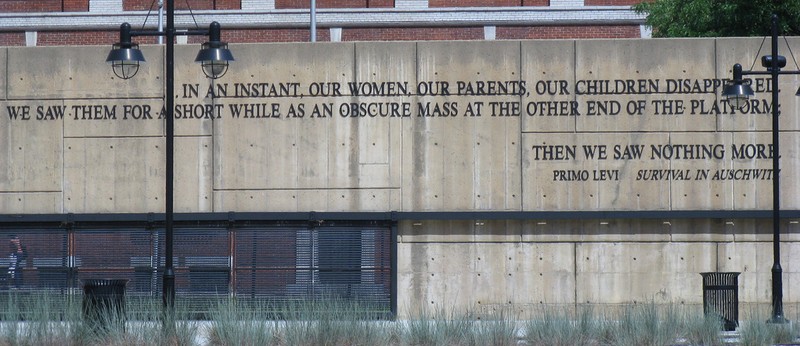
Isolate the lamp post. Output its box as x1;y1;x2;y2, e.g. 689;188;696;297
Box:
721;14;799;324
105;0;233;310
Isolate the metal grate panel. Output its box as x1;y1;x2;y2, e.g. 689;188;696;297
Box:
73;228;154;296
231;226;391;307
174;228;230;296
0;219;394;314
0;229;69;292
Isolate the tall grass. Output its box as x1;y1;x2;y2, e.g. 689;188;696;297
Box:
738;306;798;346
276;298;395;346
0;293;200;346
602;302;685;346
525;305;601;346
0;292;797;345
205;297;399;345
679;309;724;346
119;298;200;346
524;303;728;346
206;299;275;346
402;306;475;346
0;292;81;346
400;305;519;346
471;310;519;346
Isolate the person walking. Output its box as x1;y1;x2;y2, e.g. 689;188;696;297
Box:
8;235;27;289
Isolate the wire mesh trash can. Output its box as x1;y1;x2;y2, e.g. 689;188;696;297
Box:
701;272;739;331
82;279;129;332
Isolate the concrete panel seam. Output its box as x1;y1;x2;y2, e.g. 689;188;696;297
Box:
573;242;578;307
3;48;7;100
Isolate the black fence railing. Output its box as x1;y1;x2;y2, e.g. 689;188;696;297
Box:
0;214;395;314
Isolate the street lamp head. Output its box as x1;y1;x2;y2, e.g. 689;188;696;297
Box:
723;83;755;110
195;22;234;79
722;63;755;110
107;44;146;79
106;23;146;79
196;42;233;79
761;55;787;71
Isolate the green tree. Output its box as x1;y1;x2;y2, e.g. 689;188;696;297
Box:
632;0;800;37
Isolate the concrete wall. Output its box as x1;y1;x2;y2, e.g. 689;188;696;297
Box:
2;38;800;316
398;219;800;317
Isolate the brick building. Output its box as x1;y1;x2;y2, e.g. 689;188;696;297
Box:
0;0;647;46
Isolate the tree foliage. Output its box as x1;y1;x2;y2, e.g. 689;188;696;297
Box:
632;0;800;37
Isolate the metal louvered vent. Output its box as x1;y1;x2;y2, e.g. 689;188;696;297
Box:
175;228;230;296
0;229;69;292
0;218;394;315
234;227;392;307
73;228;155;296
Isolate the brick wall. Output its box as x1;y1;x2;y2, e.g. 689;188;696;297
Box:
584;0;641;5
8;25;641;47
0;0;88;12
37;30;126;45
197;28;330;42
215;0;240;9
63;0;88;11
429;0;549;6
124;0;240;10
344;27;484;41
0;32;26;46
0;0;61;12
124;0;157;10
431;0;508;6
189;26;638;42
29;29;325;46
275;0;393;9
497;25;640;39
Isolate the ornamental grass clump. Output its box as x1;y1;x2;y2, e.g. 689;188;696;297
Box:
0;292;201;346
400;305;481;346
679;309;724;346
126;298;200;346
600;302;684;346
524;305;601;346
9;292;800;346
206;298;275;346
76;295;199;346
0;292;84;346
471;310;520;346
276;298;395;346
738;308;798;346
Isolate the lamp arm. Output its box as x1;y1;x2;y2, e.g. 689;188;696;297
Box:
129;29;210;37
741;70;800;76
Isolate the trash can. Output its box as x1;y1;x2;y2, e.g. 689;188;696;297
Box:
700;272;739;331
82;279;129;332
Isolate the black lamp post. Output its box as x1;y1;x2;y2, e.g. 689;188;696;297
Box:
721;14;799;324
105;0;233;310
